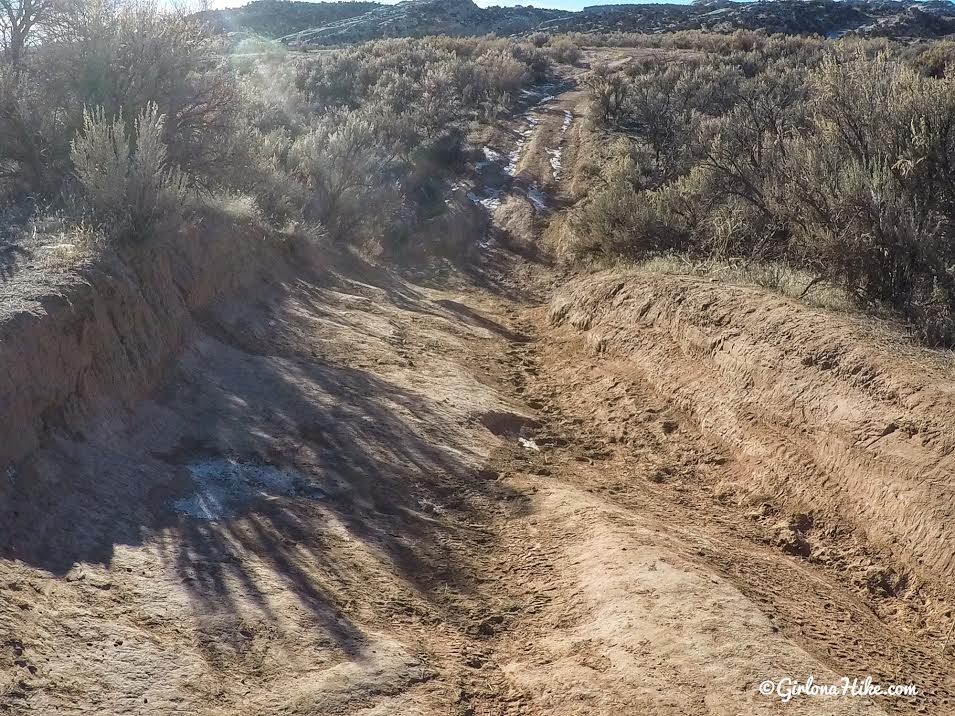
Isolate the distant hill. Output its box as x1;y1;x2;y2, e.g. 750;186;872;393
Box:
279;0;570;46
543;0;955;39
195;0;955;45
194;0;382;38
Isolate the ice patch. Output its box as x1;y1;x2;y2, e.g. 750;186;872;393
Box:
482;147;503;162
561;110;573;132
506;116;542;175
520;86;555;104
467;188;503;211
505;143;524;175
547;148;562;179
174;458;320;520
526;184;548;211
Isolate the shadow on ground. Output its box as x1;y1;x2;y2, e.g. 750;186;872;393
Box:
0;242;29;282
0;249;527;657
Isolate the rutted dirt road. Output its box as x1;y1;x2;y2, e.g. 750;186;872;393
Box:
2;62;954;715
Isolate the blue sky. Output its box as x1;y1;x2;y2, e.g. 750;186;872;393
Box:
210;0;691;12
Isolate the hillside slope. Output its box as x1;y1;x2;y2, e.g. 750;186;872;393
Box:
198;0;955;45
281;0;568;46
194;0;381;38
546;0;955;38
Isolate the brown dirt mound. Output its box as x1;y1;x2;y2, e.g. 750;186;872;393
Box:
549;270;955;589
0;212;279;472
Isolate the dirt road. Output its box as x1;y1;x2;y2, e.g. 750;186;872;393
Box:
1;63;952;715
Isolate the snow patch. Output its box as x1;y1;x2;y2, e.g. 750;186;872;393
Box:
521;84;557;105
174;458;320;520
526;184;548;211
482;147;503;162
468;188;503;211
476;147;505;172
505;142;525;175
547;148;562;179
506;114;544;175
519;437;540;452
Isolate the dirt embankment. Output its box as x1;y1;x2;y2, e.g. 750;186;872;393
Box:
549;271;955;590
0;206;531;714
0;215;277;472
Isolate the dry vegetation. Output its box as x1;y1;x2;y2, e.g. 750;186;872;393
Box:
563;30;955;346
5;1;955;347
0;1;551;254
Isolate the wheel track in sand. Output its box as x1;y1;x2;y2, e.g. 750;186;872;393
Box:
439;62;953;714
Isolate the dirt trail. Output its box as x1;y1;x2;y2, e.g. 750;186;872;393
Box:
0;64;951;715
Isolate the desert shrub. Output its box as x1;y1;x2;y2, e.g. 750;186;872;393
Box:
585;64;628;126
1;18;549;251
228;126;305;226
0;66;59;197
573;35;955;343
71;104;185;242
290;112;389;232
494;195;538;254
272;35;548;239
617;66;718;183
0;3;238;205
71;109;130;223
906;40;955;78
572;183;660;258
570;144;676;257
776;51;955;341
547;39;581;66
477;48;532;96
62;5;240;182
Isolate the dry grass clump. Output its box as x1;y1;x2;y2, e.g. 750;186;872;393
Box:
626;255;851;312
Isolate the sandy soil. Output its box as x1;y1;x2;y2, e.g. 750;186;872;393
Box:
1;57;952;715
